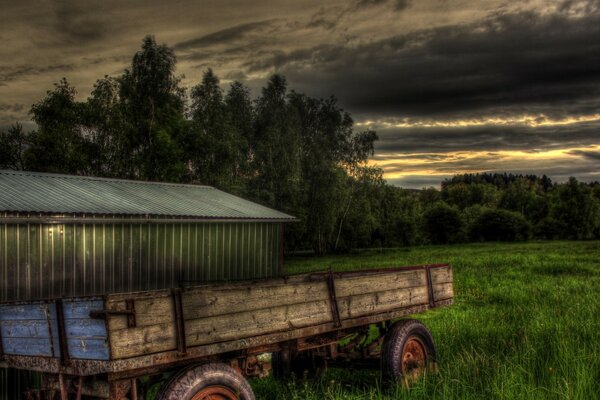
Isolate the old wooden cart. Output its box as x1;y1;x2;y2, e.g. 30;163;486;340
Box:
0;263;453;399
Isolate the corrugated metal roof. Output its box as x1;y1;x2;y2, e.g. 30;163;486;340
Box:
0;170;296;221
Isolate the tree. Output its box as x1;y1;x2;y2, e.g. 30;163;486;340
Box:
119;35;186;181
83;76;127;177
470;209;531;242
251;75;301;210
0;124;28;170
549;177;600;239
187;70;248;192
422;202;463;244
27;78;92;174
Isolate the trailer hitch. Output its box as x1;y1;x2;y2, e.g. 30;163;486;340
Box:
90;299;136;328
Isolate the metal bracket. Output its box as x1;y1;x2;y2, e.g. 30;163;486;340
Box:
172;288;187;355
326;269;342;328
0;321;4;358
425;266;435;308
55;299;71;366
90;299;136;328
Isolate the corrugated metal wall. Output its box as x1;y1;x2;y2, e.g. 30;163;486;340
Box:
0;219;282;398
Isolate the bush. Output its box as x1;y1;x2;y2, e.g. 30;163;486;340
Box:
470;209;530;242
422;202;464;244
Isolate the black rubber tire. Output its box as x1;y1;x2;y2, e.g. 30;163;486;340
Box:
381;319;436;383
156;362;255;400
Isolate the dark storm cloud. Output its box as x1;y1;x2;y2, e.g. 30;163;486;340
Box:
387;175;451;188
51;0;113;43
568;149;600;161
354;0;411;11
255;6;600;119
373;121;600;154
175;20;278;50
0;64;75;85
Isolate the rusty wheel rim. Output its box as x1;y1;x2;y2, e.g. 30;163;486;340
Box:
401;336;427;381
191;385;239;400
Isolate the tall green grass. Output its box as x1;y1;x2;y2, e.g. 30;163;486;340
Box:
252;241;600;400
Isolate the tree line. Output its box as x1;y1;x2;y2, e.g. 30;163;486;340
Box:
1;36;599;253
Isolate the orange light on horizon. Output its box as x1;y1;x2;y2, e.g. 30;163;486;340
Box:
356;113;600;129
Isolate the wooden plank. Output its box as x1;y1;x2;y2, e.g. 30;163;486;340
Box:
334;270;427;297
109;322;177;359
433;282;454;301
107;296;174;331
185;299;331;347
2;337;53;357
65;318;108;338
338;286;430;319
68;339;110;360
0;303;48;321
181;281;329;319
430;266;453;285
0;320;52;339
62;299;104;319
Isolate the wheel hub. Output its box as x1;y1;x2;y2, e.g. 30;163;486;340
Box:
402;336;427;380
192;385;240;400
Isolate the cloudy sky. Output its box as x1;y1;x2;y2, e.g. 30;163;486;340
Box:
1;0;599;188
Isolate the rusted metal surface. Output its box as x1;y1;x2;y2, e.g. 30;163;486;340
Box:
326;269;342;328
193;385;239;400
55;300;70;366
402;337;427;381
90;301;136;328
109;380;131;400
425;266;435;308
172;288;188;355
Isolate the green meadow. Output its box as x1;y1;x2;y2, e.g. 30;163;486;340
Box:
252;241;600;400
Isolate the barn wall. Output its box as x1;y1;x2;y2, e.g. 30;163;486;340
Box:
0;220;282;399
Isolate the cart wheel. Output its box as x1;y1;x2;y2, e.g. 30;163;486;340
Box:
156;363;255;400
381;319;436;384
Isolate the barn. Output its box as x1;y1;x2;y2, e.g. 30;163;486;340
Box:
0;170;296;398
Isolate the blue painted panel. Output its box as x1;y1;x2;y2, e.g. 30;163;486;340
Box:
61;298;104;319
2;337;53;357
68;338;110;360
61;298;109;360
0;303;47;321
65;318;108;338
0;320;50;339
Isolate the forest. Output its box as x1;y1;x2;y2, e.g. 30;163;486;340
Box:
1;36;599;253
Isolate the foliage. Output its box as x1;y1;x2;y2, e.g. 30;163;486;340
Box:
469;209;531;242
254;241;600;400
422;202;464;244
1;36;599;251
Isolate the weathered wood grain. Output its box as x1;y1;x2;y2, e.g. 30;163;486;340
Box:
181;281;330;319
431;266;453;285
338;286;430;319
334;270;426;297
185;299;331;347
109;322;176;359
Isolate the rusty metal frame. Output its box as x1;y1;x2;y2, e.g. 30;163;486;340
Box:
55;300;70;366
0;320;4;359
171;288;187;355
90;299;137;329
425;265;435;308
326;269;342;328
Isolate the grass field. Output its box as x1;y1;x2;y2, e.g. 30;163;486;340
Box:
251;241;600;400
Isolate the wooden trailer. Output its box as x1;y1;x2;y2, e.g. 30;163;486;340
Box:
0;264;453;399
